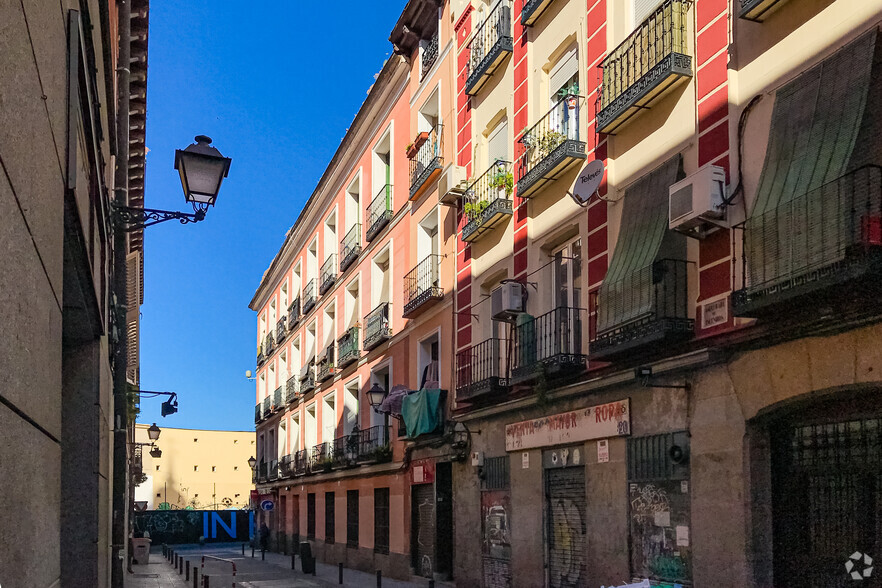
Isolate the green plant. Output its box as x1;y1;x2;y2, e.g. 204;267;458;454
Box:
492;171;514;196
373;445;393;461
463;199;490;221
405;142;414;154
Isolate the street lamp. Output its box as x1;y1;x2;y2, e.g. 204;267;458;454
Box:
367;383;387;413
147;423;161;441
113;135;232;230
247;456;257;469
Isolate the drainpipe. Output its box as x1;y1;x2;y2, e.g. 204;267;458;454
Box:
110;0;131;586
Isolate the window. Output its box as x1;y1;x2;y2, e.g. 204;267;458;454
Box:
155;465;160;471
281;280;288;309
323;302;336;353
633;0;665;27
549;46;579;104
487;117;509;166
345;277;360;329
371;244;392;307
307;493;316;539
291;413;301;454
325;491;336;544
346;174;361;234
234;439;238;444
553;238;582;310
156;493;161;497
194;466;198;472
369;365;390;429
193;438;198;442
347;489;359;547
306;403;318;448
343;381;359;436
211;466;216;472
418;334;440;390
234;466;238;471
374;488;390;554
322;392;336;444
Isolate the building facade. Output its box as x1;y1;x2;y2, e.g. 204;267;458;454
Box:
249;0;460;581
448;0;882;587
0;0;147;587
134;425;255;510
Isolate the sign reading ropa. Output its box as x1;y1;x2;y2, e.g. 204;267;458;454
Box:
505;399;630;451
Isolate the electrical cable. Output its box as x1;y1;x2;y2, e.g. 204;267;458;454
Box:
724;94;763;207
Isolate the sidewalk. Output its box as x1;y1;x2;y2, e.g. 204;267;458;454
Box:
129;544;446;588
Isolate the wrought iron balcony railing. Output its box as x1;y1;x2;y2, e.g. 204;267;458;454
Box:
331;433;359;469
276;316;287;342
456;337;509;402
409;125;443;200
319;254;337;295
340;224;361;272
462;160;513;243
268;459;279;481
288;297;301;329
512;306;587;384
258;461;268;483
364;302;392;350
316;343;336;382
286;374;299;403
366;184;393;242
254;403;262;423
597;0;692;134
337;326;360;368
279;454;293;478
262;396;271;417
517;95;587;198
522;0;557;25
421;29;439;80
355;425;392;463
309;442;331;472
589;259;692;360
403;254;443;317
293;448;310;476
264;331;275;353
739;0;790;21
272;386;283;411
252;469;258;484
302;279;316;314
465;0;513;95
733;165;882;319
257;344;266;366
300;360;316;394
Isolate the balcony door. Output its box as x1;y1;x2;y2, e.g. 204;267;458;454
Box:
552;239;583;356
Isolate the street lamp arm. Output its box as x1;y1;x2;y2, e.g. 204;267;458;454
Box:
113;203;207;231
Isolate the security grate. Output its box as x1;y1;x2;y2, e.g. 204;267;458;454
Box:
374;488;390;554
325;492;335;544
481;456;510;490
627;431;690;482
347;489;359;548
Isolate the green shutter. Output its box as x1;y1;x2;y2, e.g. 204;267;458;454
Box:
597;154;684;333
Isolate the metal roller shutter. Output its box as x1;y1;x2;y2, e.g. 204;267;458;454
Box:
413;484;436;578
546;467;587;588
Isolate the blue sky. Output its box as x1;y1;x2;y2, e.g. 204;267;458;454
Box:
138;1;408;431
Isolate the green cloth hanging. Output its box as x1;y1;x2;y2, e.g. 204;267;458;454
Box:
401;389;443;438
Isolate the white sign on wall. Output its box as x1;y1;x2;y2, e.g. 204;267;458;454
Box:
505;399;630;451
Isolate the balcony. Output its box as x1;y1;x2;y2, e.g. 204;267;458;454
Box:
462;160;514;243
264;331;275;354
316;344;336;382
286;374;300;403
355;425;392;463
403;254;444;318
364;302;392;350
456;337;509;402
465;0;513;95
409;125;443;201
512;307;587;384
293;448;310;476
517;95;587;199
300;361;316;394
257;344;266;367
276;316;287;343
589;259;693;361
309;442;332;473
268;459;279;481
340;224;361;272
337;326;360;368
258;461;268;483
279;454;293;478
302;279;316;314
733;165;882;320
254;403;262;423
421;29;439;81
522;0;556;26
272;386;283;411
331;433;359;469
288;297;301;330
319;254;337;295
597;0;692;134
366;185;393;242
262;396;271;418
739;0;790;21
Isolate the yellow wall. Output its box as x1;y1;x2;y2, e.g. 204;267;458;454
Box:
135;425;255;510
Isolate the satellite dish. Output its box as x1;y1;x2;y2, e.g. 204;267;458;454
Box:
570;160;605;206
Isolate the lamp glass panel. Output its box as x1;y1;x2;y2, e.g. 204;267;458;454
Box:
181;155;224;202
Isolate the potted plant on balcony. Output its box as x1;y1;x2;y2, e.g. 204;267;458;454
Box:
492;169;514;198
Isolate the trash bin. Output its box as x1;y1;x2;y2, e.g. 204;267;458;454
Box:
300;541;314;574
132;538;151;565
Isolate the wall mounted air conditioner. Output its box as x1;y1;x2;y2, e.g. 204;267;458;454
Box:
439;163;469;204
491;282;525;323
669;165;728;238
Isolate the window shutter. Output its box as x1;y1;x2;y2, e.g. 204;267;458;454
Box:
488;119;509;164
549;46;579;98
125;251;141;385
633;0;664;27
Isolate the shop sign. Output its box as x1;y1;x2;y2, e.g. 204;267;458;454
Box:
412;458;435;484
505;399;630;451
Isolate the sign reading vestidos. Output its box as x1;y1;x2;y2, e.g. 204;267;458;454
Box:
505;399;630;451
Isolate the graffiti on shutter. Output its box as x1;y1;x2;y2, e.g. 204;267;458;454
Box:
412;484;436;578
545;467;587;588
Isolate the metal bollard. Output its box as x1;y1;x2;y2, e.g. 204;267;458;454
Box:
251;546;255;558
174;553;179;568
261;549;265;561
291;553;296;569
179;556;184;574
242;543;245;556
192;568;198;588
429;581;435;588
339;562;343;584
186;560;190;580
203;574;209;588
376;570;382;588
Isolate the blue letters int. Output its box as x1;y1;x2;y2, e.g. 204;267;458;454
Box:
211;511;236;539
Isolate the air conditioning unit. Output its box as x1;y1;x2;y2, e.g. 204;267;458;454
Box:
439;163;469;204
491;282;525;323
669;165;728;237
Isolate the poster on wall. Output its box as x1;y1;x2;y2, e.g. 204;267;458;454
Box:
505;399;630;451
